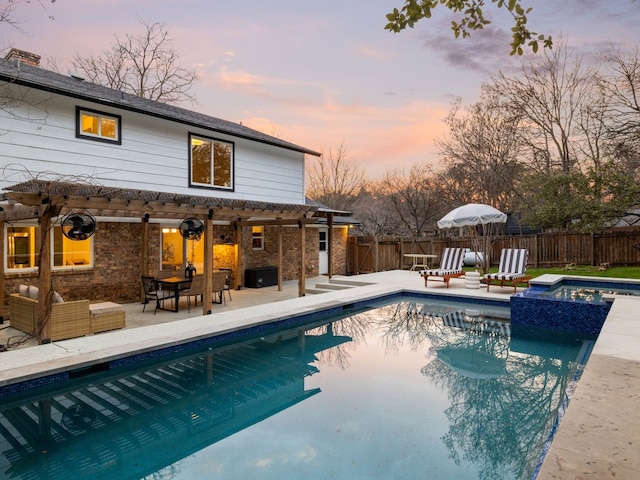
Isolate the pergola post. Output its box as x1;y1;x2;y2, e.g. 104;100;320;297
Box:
327;213;334;279
233;222;242;290
0;221;4;324
298;220;306;297
277;223;283;292
37;204;60;344
203;211;213;315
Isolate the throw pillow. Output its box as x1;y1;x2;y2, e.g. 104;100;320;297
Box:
28;285;39;300
52;291;64;304
19;284;29;297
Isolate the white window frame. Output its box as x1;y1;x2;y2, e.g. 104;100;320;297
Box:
252;226;264;251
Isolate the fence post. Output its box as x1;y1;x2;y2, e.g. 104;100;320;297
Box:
374;236;379;272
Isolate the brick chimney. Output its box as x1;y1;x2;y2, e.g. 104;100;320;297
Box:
4;48;41;67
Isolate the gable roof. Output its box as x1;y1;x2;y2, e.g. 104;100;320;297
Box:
0;57;321;157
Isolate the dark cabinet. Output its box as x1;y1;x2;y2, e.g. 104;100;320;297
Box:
245;267;278;288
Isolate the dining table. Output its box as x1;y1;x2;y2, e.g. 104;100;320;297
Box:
404;253;438;271
155;276;192;312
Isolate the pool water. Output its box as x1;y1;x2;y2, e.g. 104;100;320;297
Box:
540;285;640;302
0;297;592;480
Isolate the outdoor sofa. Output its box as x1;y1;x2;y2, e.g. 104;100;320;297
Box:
9;285;125;341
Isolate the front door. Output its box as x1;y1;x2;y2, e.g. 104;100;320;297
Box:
318;228;328;275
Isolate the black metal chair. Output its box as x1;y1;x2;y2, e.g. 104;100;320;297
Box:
141;276;173;314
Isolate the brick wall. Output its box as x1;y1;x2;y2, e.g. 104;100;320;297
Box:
3;222;346;310
331;226;348;275
241;225;319;284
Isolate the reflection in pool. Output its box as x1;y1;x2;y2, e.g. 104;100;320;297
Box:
0;297;591;480
540;285;640;302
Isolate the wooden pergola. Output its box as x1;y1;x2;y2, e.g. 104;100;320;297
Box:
0;180;318;343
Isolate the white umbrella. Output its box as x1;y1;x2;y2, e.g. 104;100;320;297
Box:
437;203;507;229
437;204;507;274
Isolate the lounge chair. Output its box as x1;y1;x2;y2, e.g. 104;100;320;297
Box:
419;247;466;288
484;248;531;293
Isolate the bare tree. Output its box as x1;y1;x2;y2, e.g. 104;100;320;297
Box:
438;88;524;212
380;164;444;236
350;188;398;236
306;142;367;211
71;18;198;105
0;0;55;38
601;45;640;158
489;40;596;175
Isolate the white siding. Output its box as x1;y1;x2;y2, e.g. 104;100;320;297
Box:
0;87;306;205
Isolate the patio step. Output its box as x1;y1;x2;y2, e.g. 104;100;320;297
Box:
314;283;353;290
305;288;331;295
329;279;374;287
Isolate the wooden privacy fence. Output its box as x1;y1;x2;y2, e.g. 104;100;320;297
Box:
347;228;640;274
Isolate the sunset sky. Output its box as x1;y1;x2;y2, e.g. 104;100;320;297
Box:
2;0;640;179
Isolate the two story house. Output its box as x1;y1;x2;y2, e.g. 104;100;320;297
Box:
0;48;350;328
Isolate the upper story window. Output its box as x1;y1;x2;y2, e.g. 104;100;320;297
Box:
6;224;94;272
190;134;233;190
76;107;121;144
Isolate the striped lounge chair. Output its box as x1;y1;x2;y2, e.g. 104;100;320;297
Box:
420;247;466;288
484;248;531;293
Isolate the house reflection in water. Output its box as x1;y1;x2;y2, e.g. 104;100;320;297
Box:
0;325;351;479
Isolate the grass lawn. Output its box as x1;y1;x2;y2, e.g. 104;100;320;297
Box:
473;264;640;280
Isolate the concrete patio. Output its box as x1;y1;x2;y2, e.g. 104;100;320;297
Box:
0;270;638;479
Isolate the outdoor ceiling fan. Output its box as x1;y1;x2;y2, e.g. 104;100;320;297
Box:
178;217;204;241
61;212;97;241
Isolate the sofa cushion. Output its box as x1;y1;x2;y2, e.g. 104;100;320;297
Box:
19;284;29;297
28;285;39;300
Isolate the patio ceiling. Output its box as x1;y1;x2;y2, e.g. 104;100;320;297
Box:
1;179;317;224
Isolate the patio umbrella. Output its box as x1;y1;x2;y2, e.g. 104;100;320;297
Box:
437;346;507;380
437;203;507;229
437;204;507;274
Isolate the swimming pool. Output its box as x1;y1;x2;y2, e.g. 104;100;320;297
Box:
0;296;592;480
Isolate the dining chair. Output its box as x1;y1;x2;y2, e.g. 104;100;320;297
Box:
181;274;204;312
141;276;173;314
222;270;233;302
212;271;227;305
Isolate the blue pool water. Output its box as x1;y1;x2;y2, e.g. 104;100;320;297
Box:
539;285;640;302
0;296;592;480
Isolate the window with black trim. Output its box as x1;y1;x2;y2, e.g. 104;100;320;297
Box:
76;107;121;144
190;134;233;189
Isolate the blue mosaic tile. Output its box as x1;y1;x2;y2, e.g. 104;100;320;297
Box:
0;371;69;399
512;286;612;337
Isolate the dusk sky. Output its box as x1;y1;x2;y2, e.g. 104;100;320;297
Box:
2;0;640;179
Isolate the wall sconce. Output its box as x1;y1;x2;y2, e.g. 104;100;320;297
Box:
220;235;235;245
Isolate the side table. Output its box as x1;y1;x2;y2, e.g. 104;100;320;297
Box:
465;271;481;289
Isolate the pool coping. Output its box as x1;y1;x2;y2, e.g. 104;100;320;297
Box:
536;295;640;479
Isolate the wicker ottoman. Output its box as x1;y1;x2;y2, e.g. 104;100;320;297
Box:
89;302;125;334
